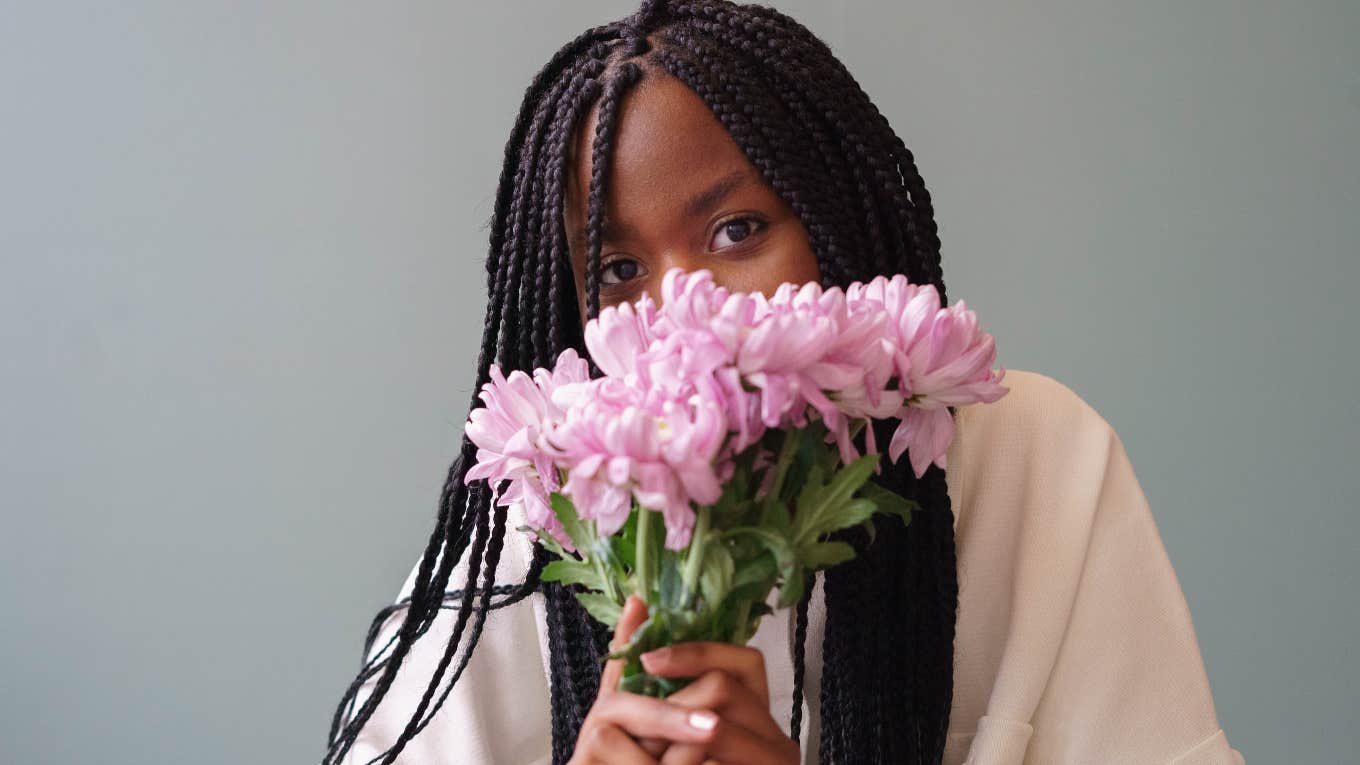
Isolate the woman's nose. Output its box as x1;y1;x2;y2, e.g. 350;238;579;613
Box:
646;249;708;303
654;248;707;275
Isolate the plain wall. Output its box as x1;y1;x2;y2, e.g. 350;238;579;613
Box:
1;1;1355;762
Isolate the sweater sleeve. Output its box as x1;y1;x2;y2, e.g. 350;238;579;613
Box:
1021;405;1244;764
335;524;555;765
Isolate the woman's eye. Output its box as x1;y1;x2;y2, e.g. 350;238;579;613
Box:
710;216;764;250
600;257;642;286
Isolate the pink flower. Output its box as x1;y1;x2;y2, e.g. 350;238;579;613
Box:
583;295;660;379
463;347;591;551
738;278;903;465
466;264;1008;556
851;280;1008;477
546;375;730;549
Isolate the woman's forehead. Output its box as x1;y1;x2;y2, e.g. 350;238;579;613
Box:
565;73;762;226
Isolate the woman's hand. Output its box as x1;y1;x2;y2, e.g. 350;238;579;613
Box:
634;640;802;765
568;595;722;764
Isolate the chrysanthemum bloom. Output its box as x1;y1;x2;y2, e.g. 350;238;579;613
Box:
462;347;591;550
545;371;731;549
850;277;1009;477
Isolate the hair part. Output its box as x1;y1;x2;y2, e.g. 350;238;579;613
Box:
324;3;959;763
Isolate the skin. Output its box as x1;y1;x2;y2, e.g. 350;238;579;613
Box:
565;69;822;322
563;71;816;764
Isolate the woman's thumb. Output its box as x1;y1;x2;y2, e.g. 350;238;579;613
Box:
600;595;649;695
614;595;648;643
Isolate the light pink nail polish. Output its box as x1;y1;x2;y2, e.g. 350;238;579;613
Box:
688;711;718;731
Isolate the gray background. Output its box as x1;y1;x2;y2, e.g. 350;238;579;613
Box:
1;1;1354;762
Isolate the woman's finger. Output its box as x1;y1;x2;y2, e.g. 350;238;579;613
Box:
640;641;770;706
636;735;669;758
656;740;709;765
570;721;657;765
589;691;722;747
661;669;787;742
659;709;799;765
599;595;649;695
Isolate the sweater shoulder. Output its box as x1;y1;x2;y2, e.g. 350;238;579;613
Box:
952;368;1117;455
946;369;1125;527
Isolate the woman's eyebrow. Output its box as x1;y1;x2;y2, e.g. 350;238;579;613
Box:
684;169;756;219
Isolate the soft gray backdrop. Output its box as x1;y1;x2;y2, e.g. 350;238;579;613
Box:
1;1;1354;762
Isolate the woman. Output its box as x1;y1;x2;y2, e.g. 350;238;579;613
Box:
323;2;1244;763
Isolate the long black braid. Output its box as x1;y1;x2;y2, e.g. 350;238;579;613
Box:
324;2;959;763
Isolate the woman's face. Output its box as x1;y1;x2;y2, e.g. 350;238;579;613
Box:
564;71;821;326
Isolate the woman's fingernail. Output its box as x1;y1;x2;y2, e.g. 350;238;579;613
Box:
688;710;718;731
640;647;669;668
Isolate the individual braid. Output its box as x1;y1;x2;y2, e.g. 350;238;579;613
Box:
789;572;813;747
582;60;644;323
324;2;962;763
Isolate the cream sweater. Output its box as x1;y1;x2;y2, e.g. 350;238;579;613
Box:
339;370;1244;764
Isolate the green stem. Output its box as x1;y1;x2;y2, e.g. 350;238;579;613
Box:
766;427;803;505
732;599;754;644
590;519;620;604
635;505;652;601
681;505;711;602
848;418;867;441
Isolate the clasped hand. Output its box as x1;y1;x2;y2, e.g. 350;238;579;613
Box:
567;595;801;765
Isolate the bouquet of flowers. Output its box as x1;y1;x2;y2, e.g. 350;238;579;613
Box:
463;267;1007;697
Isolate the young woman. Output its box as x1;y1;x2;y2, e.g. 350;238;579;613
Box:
323;2;1244;763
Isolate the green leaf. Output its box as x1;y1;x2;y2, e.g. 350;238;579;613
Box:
725;554;778;609
698;541;734;608
794;462;826;517
800;540;857;569
731;550;778;590
591;535;627;583
822;453;880;511
776;566;807;609
540;558;604;589
717;464;749;512
763;498;793;536
750;598;772;634
550;492;594;555
785;428;819;501
859;481;920;527
792;453;879;545
658;553;685;610
833;498;879;531
518;524;568;558
723;527;794;570
576;592;623;627
612;510;638;570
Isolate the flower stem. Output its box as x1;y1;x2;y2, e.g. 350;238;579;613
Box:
590;519;620;604
848;418;867;441
732;598;754;644
635;505;653;601
681;504;711;602
766;426;803;506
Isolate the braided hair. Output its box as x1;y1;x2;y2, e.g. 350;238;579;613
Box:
323;2;958;763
